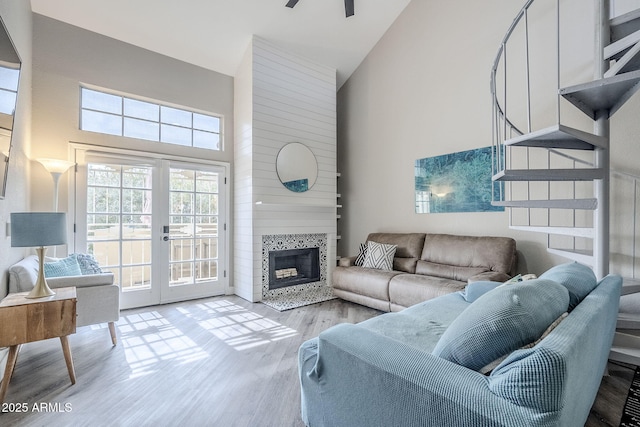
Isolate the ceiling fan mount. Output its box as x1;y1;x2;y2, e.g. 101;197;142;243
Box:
285;0;355;18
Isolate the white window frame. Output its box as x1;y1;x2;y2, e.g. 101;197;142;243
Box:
79;85;223;151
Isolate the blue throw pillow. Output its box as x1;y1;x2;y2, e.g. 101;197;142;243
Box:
72;253;103;275
432;279;569;371
539;262;597;310
44;254;83;278
460;281;502;302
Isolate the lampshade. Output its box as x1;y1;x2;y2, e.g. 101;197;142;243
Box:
36;158;75;174
10;212;67;247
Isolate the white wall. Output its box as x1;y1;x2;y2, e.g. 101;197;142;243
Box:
337;0;640;276
31;14;234;213
234;37;337;302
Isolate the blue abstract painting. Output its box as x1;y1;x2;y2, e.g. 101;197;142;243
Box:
415;146;504;214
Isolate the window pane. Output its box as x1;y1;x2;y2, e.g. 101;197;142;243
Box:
161;106;191;127
82;110;122;136
124;117;159;141
88;216;120;239
121;265;151;289
170;169;194;191
122;189;151;214
161;124;191;146
89;241;120;267
193;114;219;132
193;130;219;150
196;171;218;193
171;192;194;215
0;90;16;115
196;260;217;282
196;194;218;215
88;164;120;187
0;67;19;91
82;88;122;114
122;166;152;189
124;98;159;121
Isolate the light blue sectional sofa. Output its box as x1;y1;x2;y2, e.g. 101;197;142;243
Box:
298;263;622;427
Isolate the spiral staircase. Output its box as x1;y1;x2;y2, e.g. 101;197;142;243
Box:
491;0;640;364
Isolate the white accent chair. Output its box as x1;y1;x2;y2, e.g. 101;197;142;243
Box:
8;255;120;345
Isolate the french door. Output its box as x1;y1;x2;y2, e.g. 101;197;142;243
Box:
75;150;228;309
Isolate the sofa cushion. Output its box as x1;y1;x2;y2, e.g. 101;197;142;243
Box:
420;234;517;277
539;262;597;310
389;274;467;310
432;278;569;371
366;233;425;273
363;241;397;270
415;261;488;282
44;254;82;278
332;266;400;302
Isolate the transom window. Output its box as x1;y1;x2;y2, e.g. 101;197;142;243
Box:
80;87;222;150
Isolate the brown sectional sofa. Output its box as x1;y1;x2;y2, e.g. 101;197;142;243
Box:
332;233;517;312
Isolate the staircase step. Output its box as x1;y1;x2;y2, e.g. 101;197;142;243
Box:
559;69;640;118
504;124;607;150
610;332;640;365
605;41;640;77
492;198;597;210
493;168;605;182
510;225;594;238
611;8;640;42
546;248;594;265
605;28;640;60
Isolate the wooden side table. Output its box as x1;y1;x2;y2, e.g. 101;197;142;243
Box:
0;287;77;403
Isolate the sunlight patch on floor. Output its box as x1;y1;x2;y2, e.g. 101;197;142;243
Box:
117;311;208;378
177;299;298;351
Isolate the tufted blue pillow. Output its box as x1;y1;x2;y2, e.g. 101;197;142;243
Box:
539;262;597;310
432;279;569;371
72;253;103;275
44;254;82;278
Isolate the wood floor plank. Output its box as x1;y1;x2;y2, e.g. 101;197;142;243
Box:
0;295;632;426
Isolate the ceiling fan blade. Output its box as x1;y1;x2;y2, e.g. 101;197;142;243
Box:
285;0;299;8
344;0;354;17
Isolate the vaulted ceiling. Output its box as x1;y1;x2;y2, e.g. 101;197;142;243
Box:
30;0;412;88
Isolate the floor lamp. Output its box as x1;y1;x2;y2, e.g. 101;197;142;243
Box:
36;158;75;212
36;158;75;257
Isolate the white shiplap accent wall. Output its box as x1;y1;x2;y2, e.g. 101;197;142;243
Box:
234;36;337;302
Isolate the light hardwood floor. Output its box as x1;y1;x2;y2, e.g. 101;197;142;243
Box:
0;295;633;426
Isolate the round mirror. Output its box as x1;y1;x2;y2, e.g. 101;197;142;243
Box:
276;142;318;193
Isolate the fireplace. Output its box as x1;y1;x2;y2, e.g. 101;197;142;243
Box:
268;247;320;290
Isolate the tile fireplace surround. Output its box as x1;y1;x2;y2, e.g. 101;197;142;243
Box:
261;233;335;310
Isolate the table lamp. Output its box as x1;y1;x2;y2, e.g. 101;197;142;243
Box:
10;212;67;298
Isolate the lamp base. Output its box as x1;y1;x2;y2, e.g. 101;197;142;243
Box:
26;246;56;299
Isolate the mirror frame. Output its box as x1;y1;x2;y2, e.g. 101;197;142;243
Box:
276;142;318;193
0;14;21;200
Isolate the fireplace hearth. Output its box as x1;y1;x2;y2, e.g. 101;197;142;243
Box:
269;248;320;290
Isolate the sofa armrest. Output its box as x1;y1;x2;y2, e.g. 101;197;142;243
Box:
338;256;357;267
300;324;544;427
468;271;511;284
47;272;115;289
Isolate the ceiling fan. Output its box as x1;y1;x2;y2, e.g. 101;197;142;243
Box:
285;0;355;17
